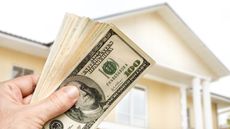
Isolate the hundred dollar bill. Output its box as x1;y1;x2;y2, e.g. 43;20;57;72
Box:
44;26;154;129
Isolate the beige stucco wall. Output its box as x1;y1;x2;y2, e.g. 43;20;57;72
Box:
0;47;46;81
106;12;215;78
104;78;182;129
212;103;219;129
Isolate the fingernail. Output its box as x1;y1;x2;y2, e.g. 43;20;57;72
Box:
63;86;79;99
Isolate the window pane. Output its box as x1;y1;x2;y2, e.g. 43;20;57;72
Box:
116;92;131;114
12;66;34;78
24;68;34;75
132;88;146;117
116;87;146;127
12;66;23;78
116;91;131;124
116;113;130;125
132;117;145;127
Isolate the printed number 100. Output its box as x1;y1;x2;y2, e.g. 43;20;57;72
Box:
124;60;141;77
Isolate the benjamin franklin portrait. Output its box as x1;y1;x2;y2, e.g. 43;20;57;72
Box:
61;75;105;123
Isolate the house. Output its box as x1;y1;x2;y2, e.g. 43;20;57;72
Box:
0;3;229;129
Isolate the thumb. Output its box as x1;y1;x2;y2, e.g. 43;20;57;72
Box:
30;86;79;123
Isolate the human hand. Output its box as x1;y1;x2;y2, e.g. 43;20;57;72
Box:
0;75;79;129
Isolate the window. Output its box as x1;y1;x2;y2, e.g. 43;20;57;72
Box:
12;66;34;78
187;108;191;129
116;87;147;127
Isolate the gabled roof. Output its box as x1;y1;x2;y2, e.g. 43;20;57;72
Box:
0;30;51;57
0;3;229;79
211;93;230;110
95;3;230;80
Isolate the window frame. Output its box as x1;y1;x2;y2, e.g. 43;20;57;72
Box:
115;85;148;128
12;65;34;78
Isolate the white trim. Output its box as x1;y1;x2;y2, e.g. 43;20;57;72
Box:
211;93;230;109
180;87;188;129
0;32;49;57
192;78;203;129
202;80;213;129
95;3;165;22
218;107;230;114
157;4;230;79
144;74;187;88
156;63;211;81
144;63;211;90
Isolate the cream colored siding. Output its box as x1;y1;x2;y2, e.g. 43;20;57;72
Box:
0;47;45;81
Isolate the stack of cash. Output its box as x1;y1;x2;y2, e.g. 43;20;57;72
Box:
31;13;154;129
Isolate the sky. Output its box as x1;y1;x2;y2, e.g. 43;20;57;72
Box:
0;0;230;96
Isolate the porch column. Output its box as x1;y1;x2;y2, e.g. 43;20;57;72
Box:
202;80;213;129
180;87;188;129
192;78;203;129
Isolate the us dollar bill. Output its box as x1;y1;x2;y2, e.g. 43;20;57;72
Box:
45;27;153;129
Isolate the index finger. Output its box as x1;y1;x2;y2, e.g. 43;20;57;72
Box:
6;75;39;97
